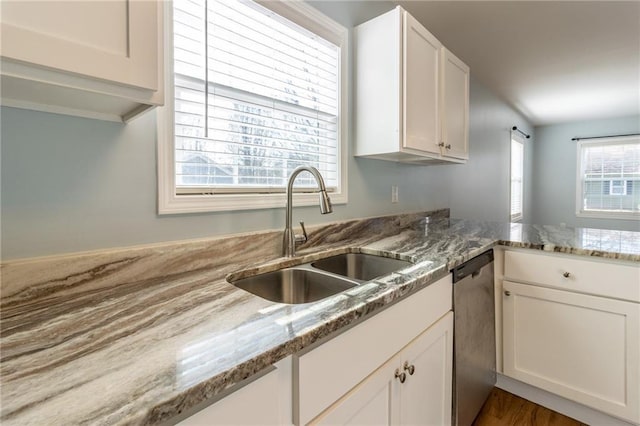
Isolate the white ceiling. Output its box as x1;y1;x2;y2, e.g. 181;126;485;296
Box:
399;1;640;126
311;1;640;127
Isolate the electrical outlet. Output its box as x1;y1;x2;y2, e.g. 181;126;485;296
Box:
391;185;399;203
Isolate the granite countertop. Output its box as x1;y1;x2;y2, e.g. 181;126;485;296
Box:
1;215;639;425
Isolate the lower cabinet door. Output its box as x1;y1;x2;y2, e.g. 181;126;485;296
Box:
313;312;454;425
398;311;453;426
502;281;640;424
312;358;398;425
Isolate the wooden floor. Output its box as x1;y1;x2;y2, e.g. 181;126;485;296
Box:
473;388;588;426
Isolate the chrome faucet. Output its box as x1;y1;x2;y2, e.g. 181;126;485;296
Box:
283;166;333;257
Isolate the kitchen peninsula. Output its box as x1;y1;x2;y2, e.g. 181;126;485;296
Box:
1;210;638;425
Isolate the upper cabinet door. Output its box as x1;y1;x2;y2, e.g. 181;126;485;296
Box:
402;12;441;155
1;0;158;91
441;48;470;160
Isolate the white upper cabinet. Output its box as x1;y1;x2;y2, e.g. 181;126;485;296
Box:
441;48;470;160
402;12;442;156
0;0;164;122
355;6;469;164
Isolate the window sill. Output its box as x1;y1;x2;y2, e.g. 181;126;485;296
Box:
576;210;640;221
158;191;347;215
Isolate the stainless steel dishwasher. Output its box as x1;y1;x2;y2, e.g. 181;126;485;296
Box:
452;250;496;426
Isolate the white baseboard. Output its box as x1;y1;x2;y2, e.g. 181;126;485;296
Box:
496;374;638;426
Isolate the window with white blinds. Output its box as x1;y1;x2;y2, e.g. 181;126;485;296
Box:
172;0;341;194
577;137;640;218
510;137;524;221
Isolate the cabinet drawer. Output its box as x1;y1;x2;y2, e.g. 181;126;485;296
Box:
504;250;640;302
294;274;452;425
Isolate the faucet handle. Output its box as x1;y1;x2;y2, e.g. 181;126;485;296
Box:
295;221;308;244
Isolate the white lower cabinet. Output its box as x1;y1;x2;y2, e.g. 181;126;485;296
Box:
177;274;453;426
499;249;640;424
299;273;453;425
177;357;293;426
313;312;453;426
398;312;453;425
313;351;398;425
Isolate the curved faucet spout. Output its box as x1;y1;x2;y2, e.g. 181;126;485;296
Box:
283;166;333;257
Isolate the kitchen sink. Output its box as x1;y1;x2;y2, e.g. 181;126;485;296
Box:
230;267;357;304
311;253;412;281
229;252;413;304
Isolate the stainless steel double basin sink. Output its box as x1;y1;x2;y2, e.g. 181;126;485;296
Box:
228;253;412;304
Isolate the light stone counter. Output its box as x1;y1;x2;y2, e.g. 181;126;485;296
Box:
1;210;638;425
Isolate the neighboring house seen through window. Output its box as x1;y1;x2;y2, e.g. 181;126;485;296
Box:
158;0;347;213
576;137;640;218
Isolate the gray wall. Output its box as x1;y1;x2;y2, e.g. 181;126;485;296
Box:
310;0;536;224
531;115;640;231
0;105;453;260
0;2;532;260
443;77;534;223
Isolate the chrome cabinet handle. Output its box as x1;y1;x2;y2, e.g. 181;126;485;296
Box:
438;142;445;148
504;290;511;296
445;144;451;149
395;368;406;383
403;361;415;375
563;271;571;278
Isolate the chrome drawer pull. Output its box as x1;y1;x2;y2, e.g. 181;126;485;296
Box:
563;272;571;278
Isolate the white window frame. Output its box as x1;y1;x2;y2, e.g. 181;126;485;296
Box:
575;136;640;220
157;0;348;214
509;134;525;222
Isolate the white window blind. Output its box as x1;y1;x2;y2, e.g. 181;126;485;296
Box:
510;137;524;221
173;0;340;193
578;138;640;215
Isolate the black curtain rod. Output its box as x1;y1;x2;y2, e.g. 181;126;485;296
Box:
571;133;640;141
512;126;530;139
